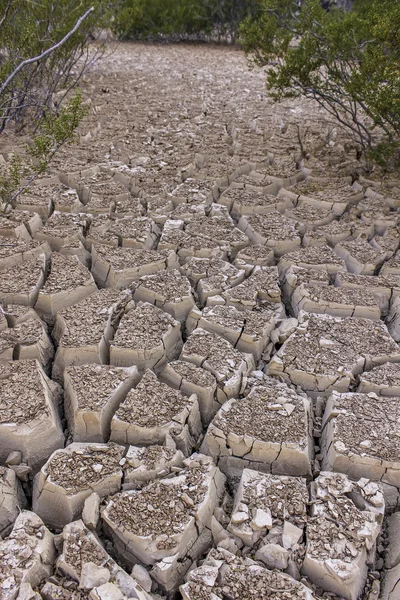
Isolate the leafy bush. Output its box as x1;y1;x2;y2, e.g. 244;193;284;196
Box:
0;0;118;207
114;0;259;43
240;0;400;171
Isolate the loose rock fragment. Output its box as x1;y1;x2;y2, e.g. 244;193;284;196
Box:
303;472;384;600
32;443;125;528
0;360;63;470
202;378;313;480
0;511;55;600
110;369;201;455
181;328;255;402
321;391;400;505
110;302;182;370
268;312;400;394
180;548;318;600
64;364;140;442
102;454;225;592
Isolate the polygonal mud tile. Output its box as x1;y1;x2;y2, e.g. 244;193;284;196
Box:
0;511;55;600
335;271;400;316
278;245;347;276
237;211;301;256
123;443;185;490
0;238;51;271
303;472;384;600
32;443;125;528
35;253;97;319
184;214;249;258
168;178;218;206
52;289;130;380
228;468;308;556
180;328;255;403
159;360;219;427
268;313;400;394
321;391;400;507
110;302;182;370
0;311;54;367
110;369;201;455
201;378;312;480
381;251;400;276
280;265;331;305
180;257;245;305
186;303;284;360
91;244;178;289
291;283;381;320
34;212;87;251
208;266;281;310
64;364;140;442
334;238;386;274
131;269;195;321
303;213;373;247
233;245;275;272
158;224;226;260
282;177;364;207
102;454;225;593
358;363;400;396
218;187;289;219
0;254;46;306
180;548;318;600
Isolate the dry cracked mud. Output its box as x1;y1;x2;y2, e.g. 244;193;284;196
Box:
0;41;400;600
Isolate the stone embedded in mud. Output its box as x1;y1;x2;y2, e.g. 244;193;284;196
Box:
32;442;125;529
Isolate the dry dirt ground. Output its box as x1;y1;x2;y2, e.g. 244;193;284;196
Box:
1;42;400;600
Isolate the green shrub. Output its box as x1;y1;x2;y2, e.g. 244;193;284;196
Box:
240;0;400;171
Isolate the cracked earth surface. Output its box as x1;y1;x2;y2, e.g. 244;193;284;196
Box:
0;41;400;600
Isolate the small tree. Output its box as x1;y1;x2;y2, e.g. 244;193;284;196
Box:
240;0;400;171
0;0;118;208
